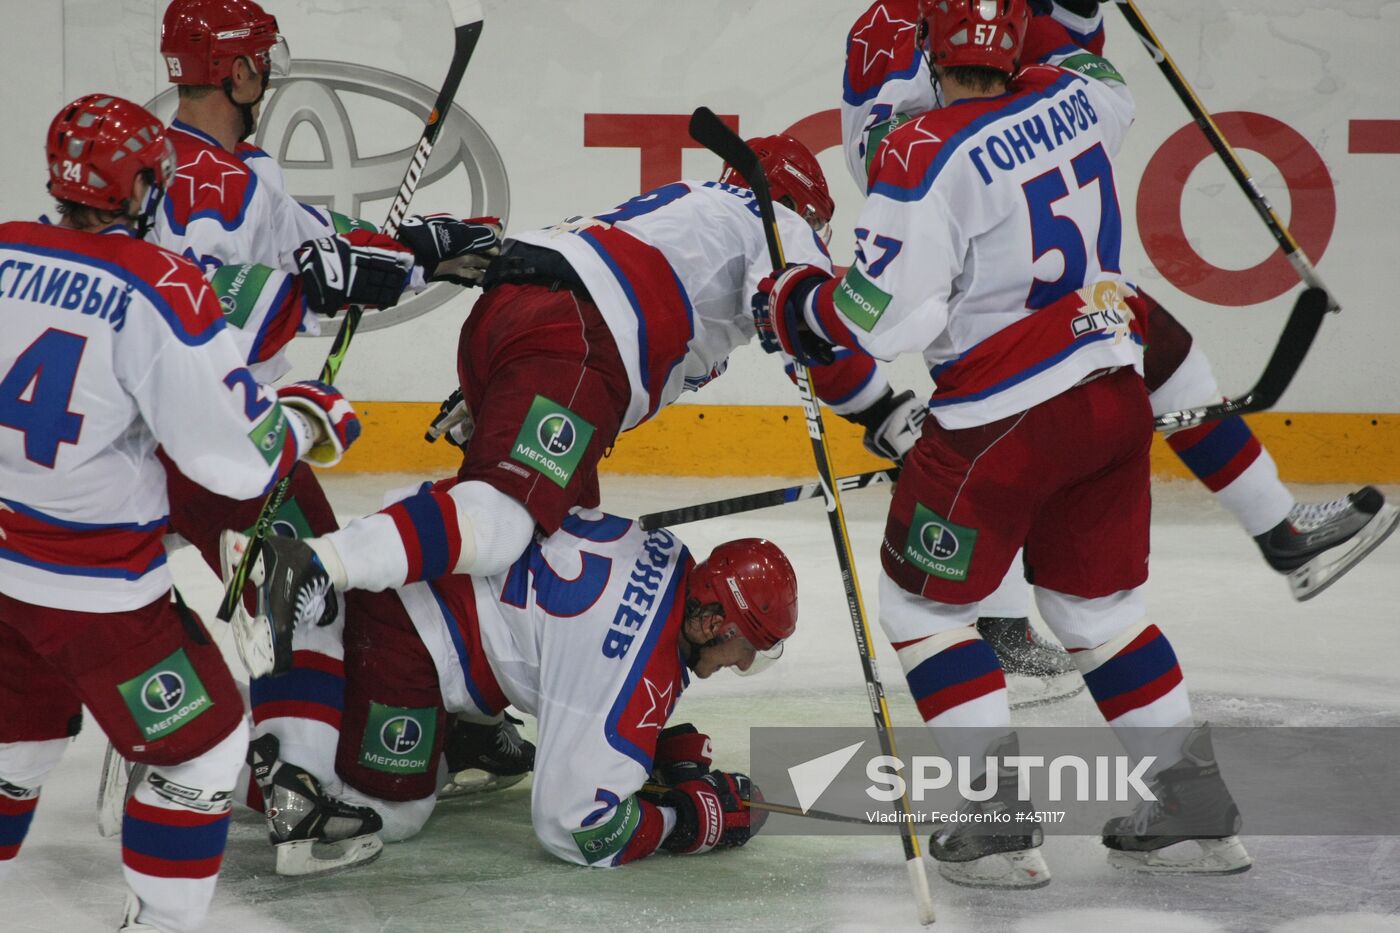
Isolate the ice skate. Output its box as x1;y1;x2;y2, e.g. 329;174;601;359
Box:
1102;724;1252;875
978;616;1085;709
220;530;337;677
438;712;535;799
927;742;1051;890
1254;486;1399;601
247;734;383;876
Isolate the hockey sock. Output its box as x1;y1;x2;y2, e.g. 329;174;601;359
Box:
1167;417;1294;536
1070;618;1194;776
323;480;533;591
894;627;1011;765
0;737;67;879
0;783;39;880
1151;343;1294;536
121;723;245;932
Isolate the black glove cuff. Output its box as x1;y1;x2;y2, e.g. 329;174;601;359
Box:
1055;0;1100;17
846;387;899;432
658;789;699;852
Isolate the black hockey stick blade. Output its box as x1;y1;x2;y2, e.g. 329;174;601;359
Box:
638;467;900;530
1153;287;1329;432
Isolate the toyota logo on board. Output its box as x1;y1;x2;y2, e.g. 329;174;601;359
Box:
146;60;510;333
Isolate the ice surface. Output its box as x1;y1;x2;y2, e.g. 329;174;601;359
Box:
5;475;1398;933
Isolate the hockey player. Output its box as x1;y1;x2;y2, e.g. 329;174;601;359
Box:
0;95;360;932
756;0;1250;886
840;0;1396;606
137;0;512;872
227;504;790;866
266;136;919;604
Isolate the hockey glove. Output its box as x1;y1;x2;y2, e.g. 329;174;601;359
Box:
848;388;927;463
397;213;503;287
653;723;714;787
752;264;836;366
277;380;361;467
295;233;413;317
424;387;475;449
660;770;764;854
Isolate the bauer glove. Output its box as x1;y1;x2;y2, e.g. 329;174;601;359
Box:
397;213;503;287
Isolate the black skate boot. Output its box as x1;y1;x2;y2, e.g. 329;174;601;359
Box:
977;617;1084;709
247;734;383;876
927;736;1051;889
219;530;338;678
438;712;536;799
1254;487;1398;601
1102;723;1252;875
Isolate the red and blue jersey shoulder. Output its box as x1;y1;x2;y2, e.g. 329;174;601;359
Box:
234;140;274;163
2;222;223;345
868;67;1082;200
602;552;692;773
844;0;923;105
164;121;258;234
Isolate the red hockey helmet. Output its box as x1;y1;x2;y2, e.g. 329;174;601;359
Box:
689;538;798;659
719;134;836;236
919;0;1030;76
160;0;289;86
46;94;176;214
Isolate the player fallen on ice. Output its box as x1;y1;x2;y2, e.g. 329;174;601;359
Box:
0;95;362;932
91;0;514;878
224;510;792;866
754;0;1251;887
839;0;1396;607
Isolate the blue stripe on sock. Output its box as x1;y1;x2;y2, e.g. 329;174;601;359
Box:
904;639;1001;701
1082;631;1178;704
1175;417;1252;480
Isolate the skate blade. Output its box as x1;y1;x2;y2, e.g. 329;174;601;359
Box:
274;833;384;876
1007;673;1086;710
437;769;527;800
1107;836;1253;875
934;848;1052;889
1289;502;1399;602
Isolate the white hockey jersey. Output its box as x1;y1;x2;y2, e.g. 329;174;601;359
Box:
0;222;306;612
809;59;1141;428
841;0;1107;189
395;507;694;867
509;181;888;427
152;120;335;379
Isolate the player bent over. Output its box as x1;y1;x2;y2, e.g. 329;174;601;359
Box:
0;96;360;931
101;0;508;868
840;0;1396;608
265;136;911;653
227;503;790;866
757;0;1248;887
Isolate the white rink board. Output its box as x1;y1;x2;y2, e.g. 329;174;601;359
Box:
1;0;1396;414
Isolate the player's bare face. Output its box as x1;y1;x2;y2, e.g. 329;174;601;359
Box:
688;620;760;679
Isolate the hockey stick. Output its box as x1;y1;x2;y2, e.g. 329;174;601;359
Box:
651;285;1322;522
688;107;936;926
1153;286;1329;431
639;467;900;530
1112;0;1338;313
640;781;873;827
217;0;485;623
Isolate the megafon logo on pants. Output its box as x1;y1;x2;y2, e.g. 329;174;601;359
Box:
146;60;510;333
